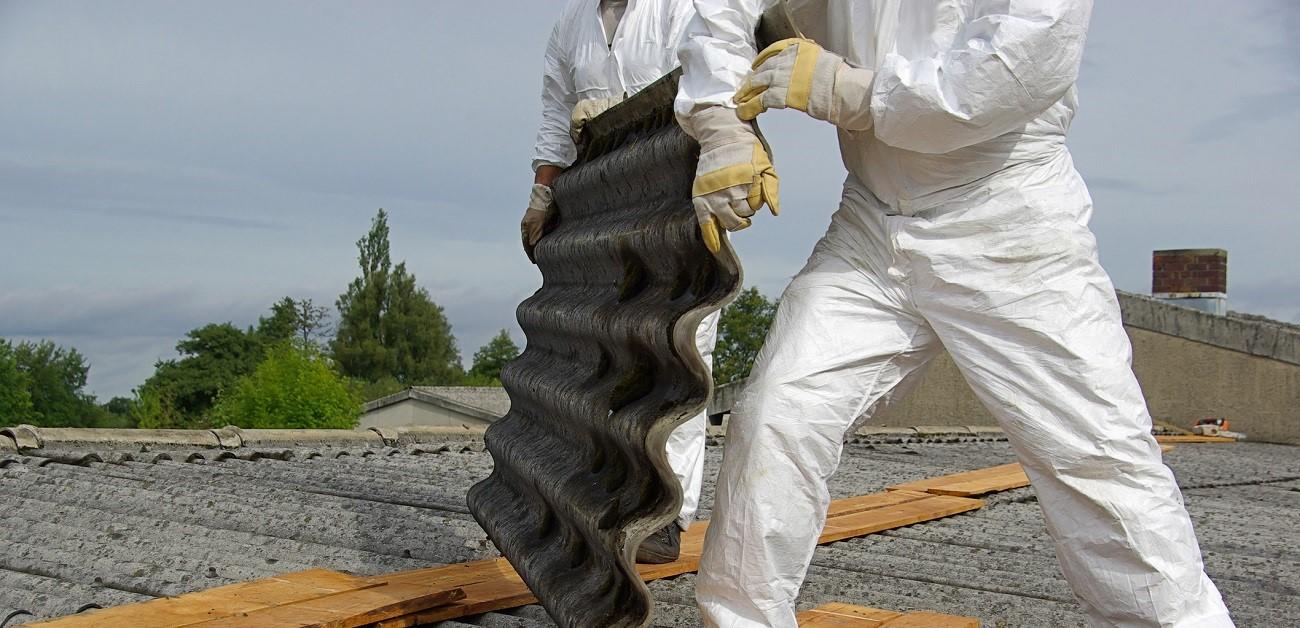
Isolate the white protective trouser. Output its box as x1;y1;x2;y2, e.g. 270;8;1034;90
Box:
697;155;1233;627
667;309;719;530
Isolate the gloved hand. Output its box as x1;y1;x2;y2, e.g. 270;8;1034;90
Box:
521;183;554;264
734;38;875;131
570;96;624;142
681;106;780;254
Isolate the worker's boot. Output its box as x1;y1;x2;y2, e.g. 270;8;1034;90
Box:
635;524;681;564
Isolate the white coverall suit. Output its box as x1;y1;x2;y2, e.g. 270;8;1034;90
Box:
675;1;1234;626
533;0;717;532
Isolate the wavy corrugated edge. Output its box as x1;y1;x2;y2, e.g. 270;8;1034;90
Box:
466;70;741;627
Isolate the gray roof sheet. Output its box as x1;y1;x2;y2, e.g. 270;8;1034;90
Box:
1;434;1297;627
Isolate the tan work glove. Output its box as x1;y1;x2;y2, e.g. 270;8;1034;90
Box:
680;106;780;254
570;96;624;142
521;183;554;264
735;38;875;131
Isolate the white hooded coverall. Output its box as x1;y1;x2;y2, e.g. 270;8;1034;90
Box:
533;0;717;532
675;1;1234;626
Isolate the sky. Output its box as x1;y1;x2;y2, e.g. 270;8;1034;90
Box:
1;1;1297;400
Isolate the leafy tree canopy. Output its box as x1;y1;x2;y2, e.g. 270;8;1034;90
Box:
257;297;333;350
211;343;361;429
0;341;34;424
713;287;778;385
140;322;264;425
333;209;463;387
0;338;124;428
467;330;520;385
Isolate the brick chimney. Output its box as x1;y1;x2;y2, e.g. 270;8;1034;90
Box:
1152;249;1227;315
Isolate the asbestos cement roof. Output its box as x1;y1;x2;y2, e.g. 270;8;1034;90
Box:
0;430;1296;627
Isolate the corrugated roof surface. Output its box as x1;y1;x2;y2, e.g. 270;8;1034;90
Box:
1;436;1296;627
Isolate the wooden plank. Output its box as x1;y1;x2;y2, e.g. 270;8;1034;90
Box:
797;602;899;626
399;578;538;624
1154;435;1236;444
1161;444;1176;454
887;463;1029;497
188;586;463;628
26;569;380;628
881;611;980;627
826;490;935;517
820;495;984;544
796;603;979;627
926;473;1030;498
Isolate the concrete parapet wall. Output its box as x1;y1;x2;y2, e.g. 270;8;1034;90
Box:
712;292;1300;445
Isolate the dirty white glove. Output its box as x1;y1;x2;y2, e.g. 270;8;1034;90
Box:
735;38;875;131
521;183;553;263
570;96;624;142
680;106;780;254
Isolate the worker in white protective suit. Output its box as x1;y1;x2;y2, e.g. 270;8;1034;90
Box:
674;1;1235;626
524;0;718;565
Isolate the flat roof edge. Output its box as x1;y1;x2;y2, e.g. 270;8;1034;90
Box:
1118;291;1300;365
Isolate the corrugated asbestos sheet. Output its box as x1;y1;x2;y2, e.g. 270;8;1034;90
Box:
466;9;803;626
466;71;742;628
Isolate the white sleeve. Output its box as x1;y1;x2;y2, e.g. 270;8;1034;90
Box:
532;21;579;171
665;0;701;63
674;0;780;121
871;0;1092;154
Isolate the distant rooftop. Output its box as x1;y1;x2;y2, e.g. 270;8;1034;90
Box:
363;386;512;421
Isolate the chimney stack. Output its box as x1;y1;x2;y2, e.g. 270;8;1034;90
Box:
1152;248;1227;315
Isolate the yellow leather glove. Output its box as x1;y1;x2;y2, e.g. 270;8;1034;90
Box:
680;106;780;254
521;183;553;264
735;38;875;131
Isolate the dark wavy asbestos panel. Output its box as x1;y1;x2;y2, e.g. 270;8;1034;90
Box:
466;72;741;628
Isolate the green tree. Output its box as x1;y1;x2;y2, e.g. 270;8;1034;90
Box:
467;330;519;385
0;341;35;424
333;209;463;387
211;343;362;429
12;340;97;427
713;287;778;385
102;396;133;417
94;396;136;429
257;297;333;350
139;323;264;425
132;384;189;429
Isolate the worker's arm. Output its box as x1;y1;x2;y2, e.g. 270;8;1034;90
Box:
533;20;580;173
674;0;781;121
534;164;561;187
524;21;577;263
673;0;782;252
871;0;1092;154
